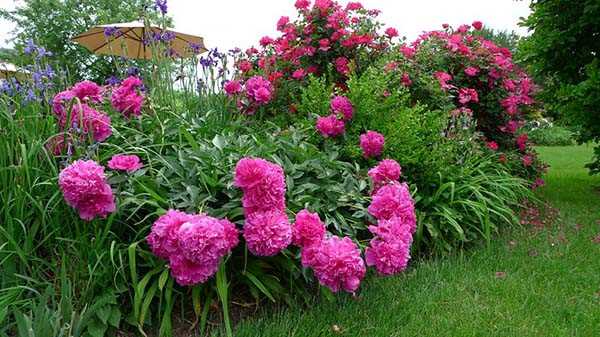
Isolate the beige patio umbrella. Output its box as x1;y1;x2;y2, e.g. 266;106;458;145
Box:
0;62;29;80
72;21;207;59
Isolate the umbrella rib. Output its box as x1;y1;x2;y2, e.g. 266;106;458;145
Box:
72;29;103;40
91;27;136;53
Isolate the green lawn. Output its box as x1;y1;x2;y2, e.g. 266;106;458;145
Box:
222;144;600;337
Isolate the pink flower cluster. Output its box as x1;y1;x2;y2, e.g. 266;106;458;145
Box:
301;236;366;293
365;160;416;275
225;76;274;115
360;130;385;158
52;80;112;144
316;95;353;138
245;76;274;104
368;159;401;193
232;0;388;110
107;154;143;173
234;158;291;256
291;209;365;293
71;80;103;103
111;76;144;118
292;209;326;248
147;210;239;286
70;104;113;142
365;216;413;275
58;160;116;221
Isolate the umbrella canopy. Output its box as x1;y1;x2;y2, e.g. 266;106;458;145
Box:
0;62;29;80
72;21;207;60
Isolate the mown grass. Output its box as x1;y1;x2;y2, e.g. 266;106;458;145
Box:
221;144;600;337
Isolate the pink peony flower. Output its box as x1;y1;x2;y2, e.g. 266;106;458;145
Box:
58;160;116;221
532;178;545;189
368;159;402;193
52;90;75;118
277;16;290;31
111;76;144;118
335;57;350;76
301;236;366;293
401;73;412;87
369;214;415;241
292;68;306;80
472;21;483;31
368;182;416;224
316;114;345;138
71;80;103;103
295;0;310;10
245;76;274;105
244;210;292;256
234;157;287;216
70;104;112;142
168;254;214;286
385;27;399;38
259;36;274;47
457;24;470;33
464;66;479;77
346;2;363;10
147;210;198;259
516;134;528;151
314;0;333;12
238;60;252;73
458;88;479;105
360;131;385;158
224;80;242;96
501;95;520;115
434;71;453;91
330;95;353;120
486;141;499;151
318;38;331;51
399;45;416;59
177;215;239;267
107;154;143;173
522;154;534;166
292;209;326;247
365;238;411;276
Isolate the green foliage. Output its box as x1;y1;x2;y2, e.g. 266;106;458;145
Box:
519;0;600;173
527;126;574;146
344;66;463;190
519;0;600;84
0;0;167;81
416;155;532;253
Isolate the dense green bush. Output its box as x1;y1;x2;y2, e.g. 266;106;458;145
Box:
519;0;600;173
526;120;575;146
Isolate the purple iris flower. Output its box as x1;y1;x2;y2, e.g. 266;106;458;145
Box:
154;0;168;14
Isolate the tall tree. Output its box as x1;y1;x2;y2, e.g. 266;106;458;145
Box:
0;0;166;82
520;0;600;174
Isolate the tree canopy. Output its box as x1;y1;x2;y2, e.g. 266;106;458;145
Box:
0;0;167;82
520;0;600;174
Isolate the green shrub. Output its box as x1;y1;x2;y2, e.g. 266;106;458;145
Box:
528;126;574;146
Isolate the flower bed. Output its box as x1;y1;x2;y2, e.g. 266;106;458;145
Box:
0;1;541;336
